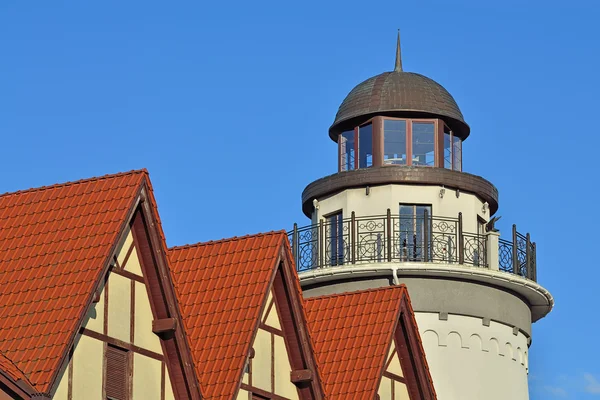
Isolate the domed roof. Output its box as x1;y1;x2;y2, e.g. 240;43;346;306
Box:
329;34;470;141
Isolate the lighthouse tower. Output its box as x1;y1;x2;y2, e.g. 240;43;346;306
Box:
289;34;553;400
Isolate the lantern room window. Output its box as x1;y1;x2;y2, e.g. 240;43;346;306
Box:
411;122;435;166
452;134;462;171
339;130;356;171
383;120;407;165
337;117;463;171
358;123;373;168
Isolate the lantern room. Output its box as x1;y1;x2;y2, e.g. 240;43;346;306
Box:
338;117;462;171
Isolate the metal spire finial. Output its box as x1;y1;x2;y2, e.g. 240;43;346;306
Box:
395;29;403;72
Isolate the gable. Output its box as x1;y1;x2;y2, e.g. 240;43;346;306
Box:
305;286;437;400
50;223;176;400
168;232;324;400
238;288;299;400
392;302;437;400
378;343;410;400
0;173;202;400
0;171;146;394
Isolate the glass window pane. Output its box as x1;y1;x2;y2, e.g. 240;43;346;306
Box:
444;126;452;169
452;136;462;171
358;123;373;168
340;130;355;171
412;122;435;166
327;212;344;266
398;204;431;262
383;120;407;165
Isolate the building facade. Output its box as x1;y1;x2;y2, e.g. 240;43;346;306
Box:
0;170;438;400
289;34;554;400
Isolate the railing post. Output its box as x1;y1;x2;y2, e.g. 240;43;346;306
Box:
292;223;298;268
532;242;537;281
423;209;429;262
319;219;324;268
486;231;500;271
351;211;356;264
526;233;531;280
512;224;518;275
458;212;464;264
386;209;392;262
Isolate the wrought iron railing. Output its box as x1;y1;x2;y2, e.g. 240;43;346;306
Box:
498;225;536;281
289;210;537;281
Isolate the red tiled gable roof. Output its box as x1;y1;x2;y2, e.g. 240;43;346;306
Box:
0;351;30;387
168;232;291;400
0;170;147;393
305;285;429;399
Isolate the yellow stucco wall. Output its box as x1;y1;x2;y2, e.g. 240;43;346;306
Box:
52;361;69;400
72;335;103;400
395;381;411;400
117;228;134;267
132;353;162;400
262;290;282;330
252;328;272;392
379;376;393;399
236;388;250;400
274;334;299;400
134;281;162;353
123;231;143;276
107;273;131;343
84;283;104;334
387;346;404;377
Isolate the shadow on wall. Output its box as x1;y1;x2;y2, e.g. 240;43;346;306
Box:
421;330;528;369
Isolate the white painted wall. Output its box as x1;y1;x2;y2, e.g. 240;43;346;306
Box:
313;184;487;233
415;312;529;400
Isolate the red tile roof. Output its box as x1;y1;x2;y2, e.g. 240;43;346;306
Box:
0;170;146;393
0;351;30;387
304;285;433;399
168;232;292;400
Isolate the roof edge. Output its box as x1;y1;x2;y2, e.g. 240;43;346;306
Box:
169;230;288;251
0;169;149;200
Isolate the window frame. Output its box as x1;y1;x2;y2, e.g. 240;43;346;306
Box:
357;121;374;169
381;117;440;168
324;210;345;266
338;129;357;172
337;117;464;170
398;203;433;262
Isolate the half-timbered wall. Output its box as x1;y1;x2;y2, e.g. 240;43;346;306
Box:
52;227;175;400
237;289;300;400
378;342;411;400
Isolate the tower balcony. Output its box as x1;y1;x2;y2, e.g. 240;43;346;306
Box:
288;210;536;281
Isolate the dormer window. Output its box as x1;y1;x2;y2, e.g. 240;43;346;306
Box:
338;117;463;172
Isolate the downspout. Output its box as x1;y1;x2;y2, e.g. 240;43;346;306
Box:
391;267;399;285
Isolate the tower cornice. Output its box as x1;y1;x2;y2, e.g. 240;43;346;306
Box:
301;166;498;218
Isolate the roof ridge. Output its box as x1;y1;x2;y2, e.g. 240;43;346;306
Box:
0;169;148;199
305;284;407;302
168;230;287;251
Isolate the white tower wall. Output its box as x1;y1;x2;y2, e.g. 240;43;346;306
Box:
416;312;529;400
313;184;487;233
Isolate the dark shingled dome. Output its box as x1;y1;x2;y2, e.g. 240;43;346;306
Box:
329;71;470;141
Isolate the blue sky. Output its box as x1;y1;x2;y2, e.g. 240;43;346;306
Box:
1;1;599;398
